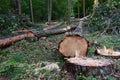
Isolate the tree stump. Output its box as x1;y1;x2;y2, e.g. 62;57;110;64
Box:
96;46;120;59
61;57;114;79
59;35;88;58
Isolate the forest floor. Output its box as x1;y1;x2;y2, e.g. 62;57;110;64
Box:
0;22;120;80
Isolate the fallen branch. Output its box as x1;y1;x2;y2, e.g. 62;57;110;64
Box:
79;15;89;21
43;22;64;30
71;15;89;22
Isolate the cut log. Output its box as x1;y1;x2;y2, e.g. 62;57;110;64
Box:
0;26;76;49
58;35;88;58
61;57;114;79
0;32;35;49
29;26;76;38
0;34;27;49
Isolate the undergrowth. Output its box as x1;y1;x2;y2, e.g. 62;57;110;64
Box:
0;32;120;79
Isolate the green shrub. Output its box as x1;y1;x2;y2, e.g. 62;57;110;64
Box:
87;1;120;35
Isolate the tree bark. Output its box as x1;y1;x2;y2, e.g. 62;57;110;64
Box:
59;35;88;58
0;26;76;49
0;31;36;49
0;34;27;49
78;2;80;18
83;0;85;17
61;57;114;79
48;0;52;22
29;26;76;38
17;0;22;17
29;0;34;22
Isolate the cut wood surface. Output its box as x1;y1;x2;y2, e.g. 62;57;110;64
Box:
97;49;120;58
96;46;120;58
61;57;114;79
59;35;88;58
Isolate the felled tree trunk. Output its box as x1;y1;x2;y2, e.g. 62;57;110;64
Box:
0;26;76;49
0;32;34;49
29;26;76;38
61;57;114;79
59;35;88;58
0;34;27;49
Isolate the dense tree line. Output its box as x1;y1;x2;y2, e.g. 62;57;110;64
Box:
0;0;120;35
0;0;94;22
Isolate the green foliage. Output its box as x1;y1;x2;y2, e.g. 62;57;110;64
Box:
0;33;120;79
76;73;116;80
0;0;13;14
0;0;120;79
73;0;94;17
22;0;69;21
0;13;31;37
0;13;18;34
87;0;120;34
0;52;28;79
0;0;95;21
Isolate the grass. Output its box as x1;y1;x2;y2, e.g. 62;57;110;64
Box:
0;34;65;80
0;30;120;79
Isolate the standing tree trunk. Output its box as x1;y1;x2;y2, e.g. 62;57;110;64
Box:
83;0;85;17
48;0;52;22
68;0;72;24
12;0;18;15
13;0;22;16
17;0;22;17
77;2;80;18
29;0;34;23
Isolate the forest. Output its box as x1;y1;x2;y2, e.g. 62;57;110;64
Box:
0;0;120;80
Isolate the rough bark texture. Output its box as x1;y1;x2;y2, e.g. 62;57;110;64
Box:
0;32;34;49
61;57;114;79
17;0;22;16
0;34;27;49
59;35;88;58
0;26;75;49
29;0;34;22
29;26;76;38
48;0;52;22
